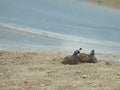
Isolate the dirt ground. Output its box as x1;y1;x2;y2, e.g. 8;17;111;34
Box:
0;50;120;90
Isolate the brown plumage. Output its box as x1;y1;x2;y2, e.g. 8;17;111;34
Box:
78;50;97;63
61;49;80;65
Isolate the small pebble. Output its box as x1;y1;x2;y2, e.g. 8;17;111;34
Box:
24;81;27;84
72;84;77;87
82;75;87;79
41;84;45;87
116;73;120;76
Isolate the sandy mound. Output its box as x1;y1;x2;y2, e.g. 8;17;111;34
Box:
87;0;120;9
0;50;120;90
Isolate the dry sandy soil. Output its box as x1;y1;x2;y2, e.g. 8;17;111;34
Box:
0;50;120;90
87;0;120;9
